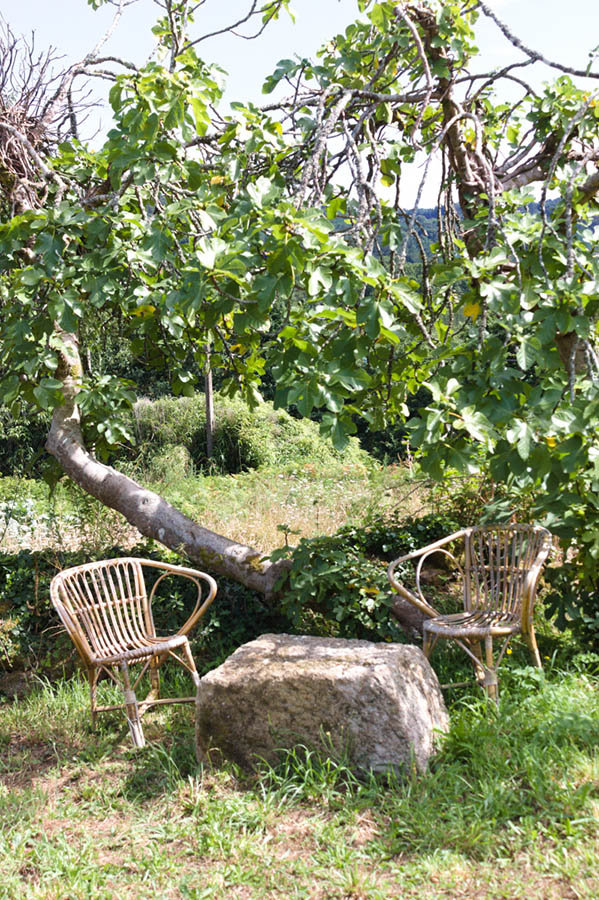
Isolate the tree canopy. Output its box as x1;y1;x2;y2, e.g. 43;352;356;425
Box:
1;0;599;622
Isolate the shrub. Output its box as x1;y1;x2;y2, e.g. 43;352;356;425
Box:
274;532;398;642
0;407;50;477
341;509;461;561
272;511;461;644
129;392;368;476
544;561;599;650
0;548;88;672
144;445;193;483
0;390;370;479
428;473;498;528
132;396;204;456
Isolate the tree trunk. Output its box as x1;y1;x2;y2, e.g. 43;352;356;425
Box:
390;596;427;639
205;345;215;460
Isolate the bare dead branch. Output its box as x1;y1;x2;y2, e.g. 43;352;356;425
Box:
180;0;280;51
394;5;434;147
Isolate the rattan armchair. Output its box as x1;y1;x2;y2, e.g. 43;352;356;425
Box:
388;524;552;700
50;557;217;747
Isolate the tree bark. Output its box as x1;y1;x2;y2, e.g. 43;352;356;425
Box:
390;596;427;639
205;343;215;460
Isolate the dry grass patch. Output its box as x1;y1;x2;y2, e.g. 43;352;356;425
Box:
157;463;419;555
0;463;424;558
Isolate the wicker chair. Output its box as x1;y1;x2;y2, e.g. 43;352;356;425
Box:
50;558;217;747
387;524;552;700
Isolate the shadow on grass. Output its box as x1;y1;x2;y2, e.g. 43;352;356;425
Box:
121;723;199;801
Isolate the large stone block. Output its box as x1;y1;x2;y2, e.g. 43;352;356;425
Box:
196;633;448;773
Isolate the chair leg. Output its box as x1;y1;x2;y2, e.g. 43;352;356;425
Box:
423;630;437;660
88;668;99;730
524;626;542;669
470;640;486;688
119;660;145;749
148;657;161;700
182;639;201;690
484;635;499;703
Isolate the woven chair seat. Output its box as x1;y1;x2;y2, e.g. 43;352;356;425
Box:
94;633;189;665
388;524;552;700
423;610;521;639
51;557;217;748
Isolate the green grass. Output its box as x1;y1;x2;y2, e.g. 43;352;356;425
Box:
1;666;599;900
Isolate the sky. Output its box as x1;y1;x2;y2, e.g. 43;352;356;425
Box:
3;0;598;103
1;0;598;202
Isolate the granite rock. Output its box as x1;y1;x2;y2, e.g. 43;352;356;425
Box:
196;633;448;773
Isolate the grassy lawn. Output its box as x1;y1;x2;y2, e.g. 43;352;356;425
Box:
2;663;599;900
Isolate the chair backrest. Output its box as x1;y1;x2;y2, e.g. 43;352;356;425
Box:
50;558;151;665
463;524;552;620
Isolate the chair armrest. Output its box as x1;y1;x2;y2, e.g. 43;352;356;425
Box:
50;587;95;664
387;528;467;619
520;535;552;629
141;560;217;636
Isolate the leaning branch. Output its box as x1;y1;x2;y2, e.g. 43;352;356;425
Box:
46;334;289;599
